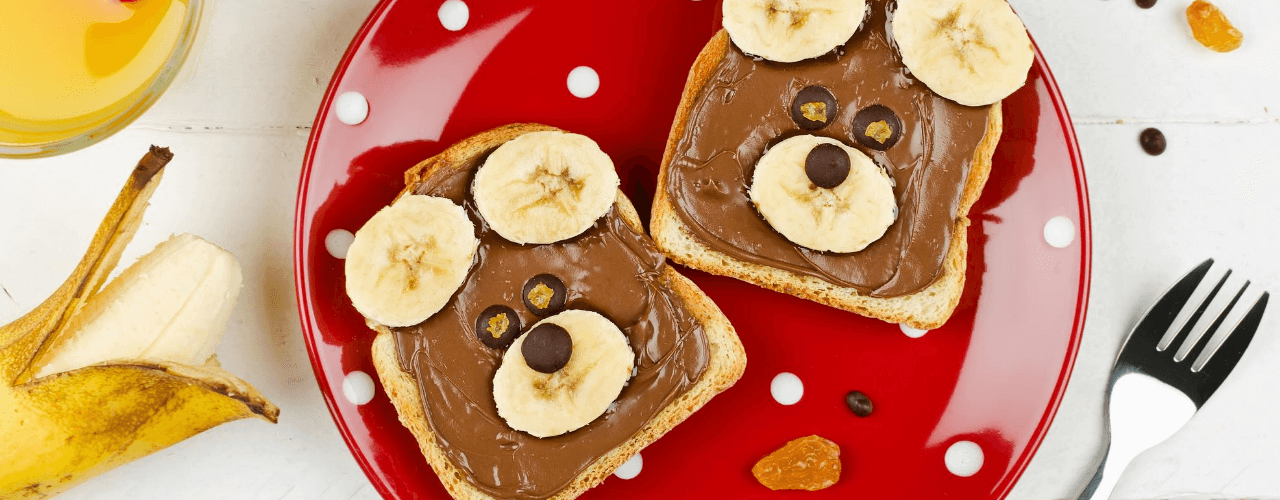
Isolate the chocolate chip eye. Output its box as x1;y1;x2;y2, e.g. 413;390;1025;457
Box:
476;305;522;349
805;143;851;189
790;86;838;131
851;104;903;151
522;274;567;317
522;323;573;373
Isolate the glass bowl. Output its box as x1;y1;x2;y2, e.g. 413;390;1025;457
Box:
0;0;205;159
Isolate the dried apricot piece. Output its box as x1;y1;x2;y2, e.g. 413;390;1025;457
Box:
1186;0;1243;53
752;435;841;491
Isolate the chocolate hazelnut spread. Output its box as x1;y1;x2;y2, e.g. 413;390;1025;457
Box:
392;149;710;500
666;0;996;298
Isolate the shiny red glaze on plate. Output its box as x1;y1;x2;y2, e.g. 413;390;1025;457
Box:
294;1;1091;498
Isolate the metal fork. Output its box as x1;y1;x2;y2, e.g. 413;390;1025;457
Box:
1076;259;1269;500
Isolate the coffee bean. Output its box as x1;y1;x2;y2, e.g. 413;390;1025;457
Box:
1139;127;1166;156
790;86;839;130
1136;0;1157;9
805;143;852;189
475;305;522;349
846;391;873;417
522;323;573;373
522;274;567;317
851;104;903;151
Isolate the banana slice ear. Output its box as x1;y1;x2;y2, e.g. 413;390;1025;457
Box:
892;0;1034;106
344;195;479;328
472;131;620;245
749;135;896;253
722;0;867;63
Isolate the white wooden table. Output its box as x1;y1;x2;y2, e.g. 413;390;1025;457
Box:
2;1;1277;498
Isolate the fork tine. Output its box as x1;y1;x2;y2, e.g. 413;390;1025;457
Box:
1182;281;1249;363
1164;269;1231;353
1197;292;1268;378
1121;259;1215;358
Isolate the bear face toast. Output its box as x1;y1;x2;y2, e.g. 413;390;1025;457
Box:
652;0;1034;329
348;124;746;500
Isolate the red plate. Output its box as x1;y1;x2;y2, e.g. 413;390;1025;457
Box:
294;1;1090;498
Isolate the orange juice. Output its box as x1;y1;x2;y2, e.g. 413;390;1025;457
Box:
0;0;190;147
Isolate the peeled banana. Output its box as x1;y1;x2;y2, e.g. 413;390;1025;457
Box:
0;147;278;499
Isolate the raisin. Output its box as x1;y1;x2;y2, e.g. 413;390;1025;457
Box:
751;435;841;491
1139;128;1167;156
1186;0;1243;53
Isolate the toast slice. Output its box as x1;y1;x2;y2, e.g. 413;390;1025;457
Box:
651;31;1003;330
369;123;746;500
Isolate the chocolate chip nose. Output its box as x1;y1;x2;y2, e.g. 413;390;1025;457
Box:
805;143;851;189
522;323;573;374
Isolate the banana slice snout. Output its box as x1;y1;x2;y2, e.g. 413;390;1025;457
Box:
722;0;867;63
750;135;896;253
892;0;1034;106
493;310;634;438
472;131;620;245
344;195;479;328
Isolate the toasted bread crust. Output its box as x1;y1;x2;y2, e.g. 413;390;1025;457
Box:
371;123;747;500
650;30;1003;330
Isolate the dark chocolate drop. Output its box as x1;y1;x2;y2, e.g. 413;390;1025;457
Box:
805;143;852;189
522;274;567;317
521;323;573;374
475;305;522;349
851;104;903;151
790;86;839;130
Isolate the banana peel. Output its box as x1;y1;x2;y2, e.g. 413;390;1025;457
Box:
0;147;279;499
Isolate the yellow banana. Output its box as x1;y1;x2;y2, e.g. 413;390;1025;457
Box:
0;147;279;499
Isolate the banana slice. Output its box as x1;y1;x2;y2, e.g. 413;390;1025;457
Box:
492;310;634;438
749;135;895;253
893;0;1034;106
344;195;478;328
722;0;867;63
472;131;620;245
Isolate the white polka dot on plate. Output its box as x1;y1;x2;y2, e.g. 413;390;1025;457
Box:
326;229;355;259
900;324;929;338
945;440;984;477
342;371;376;405
567;66;600;98
1043;216;1075;248
614;453;643;480
335;92;369;125
438;0;469;31
770;372;803;405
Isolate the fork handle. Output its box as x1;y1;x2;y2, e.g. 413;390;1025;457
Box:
1077;375;1198;500
1077;441;1132;500
1076;451;1107;500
